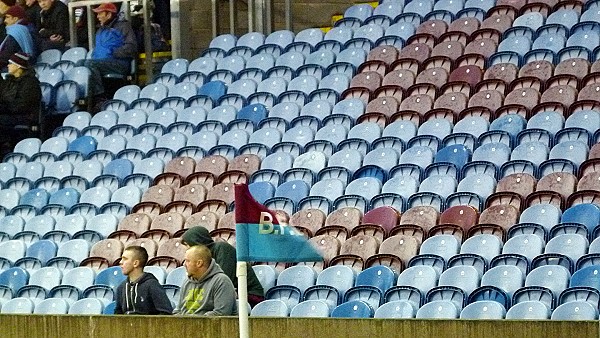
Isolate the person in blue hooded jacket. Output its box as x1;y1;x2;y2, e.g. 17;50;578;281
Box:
80;2;137;109
0;5;35;69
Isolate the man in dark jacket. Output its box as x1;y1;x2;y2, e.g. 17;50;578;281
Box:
22;0;41;30
114;246;173;315
0;52;40;157
181;226;265;307
37;0;68;51
81;2;137;110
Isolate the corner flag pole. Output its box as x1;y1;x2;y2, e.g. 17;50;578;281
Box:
237;261;250;338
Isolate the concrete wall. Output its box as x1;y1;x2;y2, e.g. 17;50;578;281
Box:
0;315;598;338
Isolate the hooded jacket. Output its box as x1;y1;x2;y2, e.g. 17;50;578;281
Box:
0;23;35;68
182;226;264;297
114;272;173;315
173;258;237;316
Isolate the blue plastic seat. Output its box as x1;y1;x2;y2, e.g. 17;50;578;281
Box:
569;265;600;290
198;81;227;102
435;144;469;170
336;48;367;68
250;299;289;317
0;297;34;314
19;188;49;211
481;264;525;300
519;203;562;232
290;300;330;317
236;31;265;51
54;238;90;265
373;1;405;19
385;21;416;41
460;300;506;319
0;267;29;295
416;300;460;318
188;57;218;76
565;110;600;134
330;300;374;318
567;23;600;48
562;203;600;234
94;266;126;289
209;33;237;52
403;0;433;17
68;298;104;314
419;235;460;262
525;265;571;299
551;301;599;320
532;34;566;54
549;140;588;167
323;26;354;45
471;142;511;168
66;136;97;158
13;138;41;158
82;284;114;308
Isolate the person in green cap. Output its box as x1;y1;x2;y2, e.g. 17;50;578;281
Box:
181;226;265;306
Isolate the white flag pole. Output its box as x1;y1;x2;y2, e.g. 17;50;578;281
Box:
237;261;250;338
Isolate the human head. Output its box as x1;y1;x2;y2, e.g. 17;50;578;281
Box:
92;2;116;25
120;245;149;276
7;52;29;76
37;0;53;11
0;0;15;14
184;245;212;279
4;5;25;25
181;226;214;248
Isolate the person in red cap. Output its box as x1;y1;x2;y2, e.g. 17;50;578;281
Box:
0;52;41;157
0;5;35;68
82;2;137;111
37;0;68;51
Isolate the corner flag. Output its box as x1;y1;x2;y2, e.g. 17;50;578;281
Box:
235;183;322;262
235;183;321;338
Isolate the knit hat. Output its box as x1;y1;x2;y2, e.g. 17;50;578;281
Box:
92;2;117;13
181;226;215;246
5;5;25;19
8;52;30;69
0;0;16;7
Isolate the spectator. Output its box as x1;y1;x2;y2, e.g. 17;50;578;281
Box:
81;2;137;111
22;0;41;30
173;245;237;316
0;52;41;157
0;5;35;68
0;0;17;41
114;246;173;315
181;226;265;307
38;0;68;51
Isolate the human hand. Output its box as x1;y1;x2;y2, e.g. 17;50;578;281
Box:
50;34;64;42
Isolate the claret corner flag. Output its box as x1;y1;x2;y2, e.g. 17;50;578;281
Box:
234;183;322;263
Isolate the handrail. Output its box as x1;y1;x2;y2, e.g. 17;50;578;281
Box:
211;0;292;38
67;0;153;83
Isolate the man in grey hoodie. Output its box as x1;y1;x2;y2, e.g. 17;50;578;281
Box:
174;245;237;316
114;246;173;315
181;226;264;306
